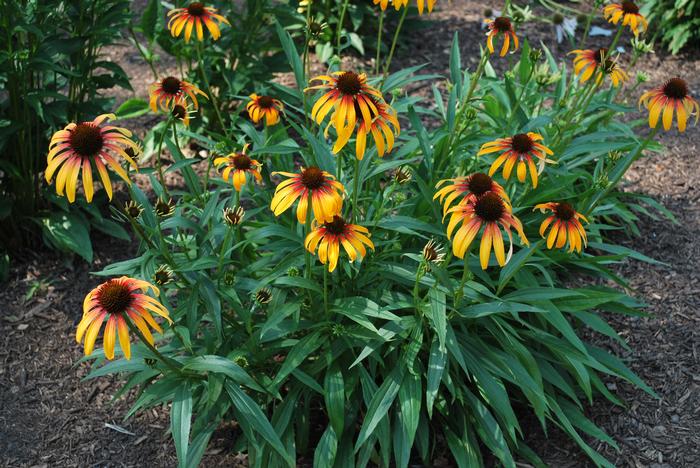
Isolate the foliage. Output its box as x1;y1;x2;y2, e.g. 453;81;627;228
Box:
72;4;673;466
0;0;132;260
641;0;700;54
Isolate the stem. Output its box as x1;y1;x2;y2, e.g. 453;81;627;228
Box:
352;157;361;222
323;267;329;317
412;266;424;306
586;126;659;214
579;13;593;48
454;257;471;308
608;26;624;57
124;318;183;374
382;6;408;77
154;119;172;197
195;42;229;138
336;0;350;55
129;27;158;81
375;11;385;75
304;191;313;279
505;67;535;131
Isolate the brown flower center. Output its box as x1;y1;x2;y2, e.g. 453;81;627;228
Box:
257;95;275;108
69;123;104;157
300;166;326;190
323;215;347;235
511;133;534;154
255;288;272;304
155;199;174;216
554;202;576;221
663;78;688;100
467;172;494;196
474;192;505;222
172;105;187;120
493;16;512;32
336;72;363;96
233;153;252;170
594;48;608;64
161;76;182;95
98;280;133;315
552;13;564;25
187;2;205;16
621;1;639;14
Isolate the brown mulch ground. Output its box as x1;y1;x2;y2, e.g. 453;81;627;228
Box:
2;1;699;466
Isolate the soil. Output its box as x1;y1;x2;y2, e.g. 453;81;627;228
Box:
2;1;699;467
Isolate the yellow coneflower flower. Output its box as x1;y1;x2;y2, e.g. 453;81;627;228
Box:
270;166;345;224
124;200;143;219
478;132;553;188
434;172;510;216
485;16;519;56
223;205;245;226
373;0;435;14
77;277;172;360
422;239;446;268
149;76;207;113
603;1;647;37
254;288;272;304
307;71;384;146
246;94;284;126
639;78;699;132
171;98;196;126
534;202;588;253
570;48;628;87
155;198;175;218
214;144;262;192
394;166;412;184
153;265;175;286
329;98;399;159
167;2;230;42
444;193;528;269
46;114;138;203
304;215;374;272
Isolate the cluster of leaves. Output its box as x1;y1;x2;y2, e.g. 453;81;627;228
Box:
641;0;700;54
82;7;668;463
0;0;133;269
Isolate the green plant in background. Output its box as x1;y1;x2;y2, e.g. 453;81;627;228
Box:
0;0;132;261
641;0;700;54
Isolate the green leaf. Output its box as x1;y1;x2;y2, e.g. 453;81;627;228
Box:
427;289;447;350
171;384;192;468
394;371;421;468
181;355;265;392
355;366;405;450
324;365;345;439
425;337;445;418
271;331;324;388
313;426;338;468
115;98;149;119
275;22;304;90
40;212;93;262
224;381;294;466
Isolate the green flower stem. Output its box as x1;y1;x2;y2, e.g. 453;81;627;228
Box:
375;11;385;75
195;42;229;138
412;264;424;306
305;191;313;279
124;318;184;374
129;27;158;81
579;13;593;48
505;66;535;131
154;117;173;197
607;26;624;59
352;157;361;222
336;0;350;55
586;126;659;215
372;180;396;227
323;267;329;317
383;6;408;77
302;3;312;127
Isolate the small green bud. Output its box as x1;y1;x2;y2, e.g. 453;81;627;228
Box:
529;48;543;63
287;266;300;277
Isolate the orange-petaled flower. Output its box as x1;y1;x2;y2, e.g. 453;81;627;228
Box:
331;98;400;159
214;144;262;192
478;132;553;188
603;1;647;37
444;193;528;269
167;2;230;42
534;202;588;253
570;48;628;87
171;98;196;126
270;166;345;224
46;114;138;203
246;94;284;126
149;76;207;113
77;277;172;360
304;215;374;272
434;172;510;215
307;71;383;146
639;78;699;132
486;16;519;56
373;0;435;14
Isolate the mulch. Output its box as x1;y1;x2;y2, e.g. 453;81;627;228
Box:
2;1;699;466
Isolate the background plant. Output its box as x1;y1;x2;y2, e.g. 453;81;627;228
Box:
641;0;700;54
0;0;133;266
